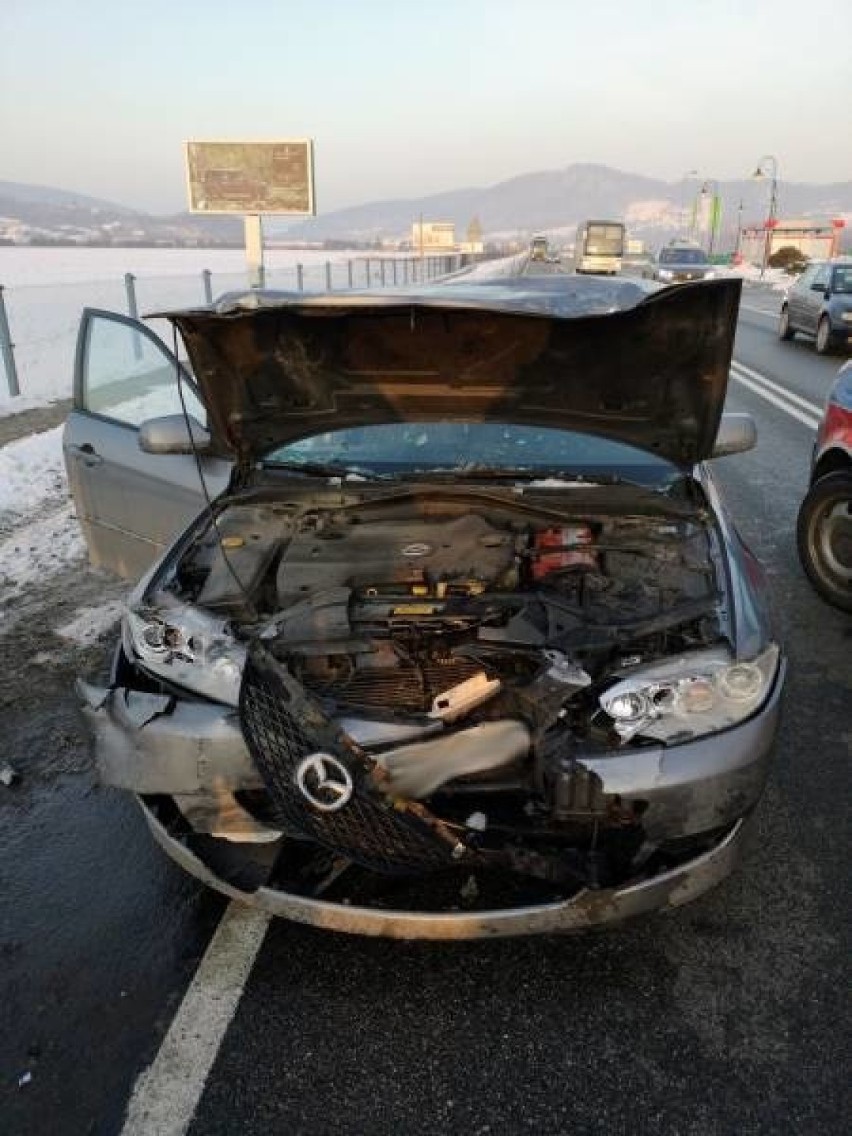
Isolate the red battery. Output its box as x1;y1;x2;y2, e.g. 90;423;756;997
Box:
532;526;596;580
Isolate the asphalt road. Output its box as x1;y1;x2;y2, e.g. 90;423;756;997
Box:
1;291;850;1136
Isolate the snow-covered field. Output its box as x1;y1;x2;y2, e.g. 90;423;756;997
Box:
0;246;391;410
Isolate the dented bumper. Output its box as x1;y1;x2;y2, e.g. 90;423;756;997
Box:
77;660;782;937
139;795;751;938
79;661;782;839
77;680;261;795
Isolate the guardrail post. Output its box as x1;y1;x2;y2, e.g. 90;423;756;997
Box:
380;259;386;287
365;259;371;287
347;260;354;289
392;259;398;286
296;263;304;291
0;285;20;397
202;269;213;304
325;261;332;291
124;273;142;360
124;272;139;319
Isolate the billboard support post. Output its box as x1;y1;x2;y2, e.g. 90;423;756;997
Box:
185;139;316;292
244;214;265;289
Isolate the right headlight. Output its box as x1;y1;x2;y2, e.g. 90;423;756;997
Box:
657;268;674;280
599;643;780;745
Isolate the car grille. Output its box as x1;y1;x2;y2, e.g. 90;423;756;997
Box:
299;656;483;713
239;646;462;874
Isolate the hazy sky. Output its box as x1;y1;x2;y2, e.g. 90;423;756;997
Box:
2;0;850;215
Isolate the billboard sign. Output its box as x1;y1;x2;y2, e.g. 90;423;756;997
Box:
185;140;315;215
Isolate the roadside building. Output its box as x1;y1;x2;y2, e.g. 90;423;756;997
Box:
739;218;845;266
411;221;456;253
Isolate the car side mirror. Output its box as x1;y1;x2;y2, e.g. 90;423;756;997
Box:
138;414;212;455
712;412;757;458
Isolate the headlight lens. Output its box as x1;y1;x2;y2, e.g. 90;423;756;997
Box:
599;644;779;744
658;269;674;280
704;270;716;279
124;602;246;706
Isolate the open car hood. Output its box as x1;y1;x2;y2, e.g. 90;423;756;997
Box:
157;276;741;468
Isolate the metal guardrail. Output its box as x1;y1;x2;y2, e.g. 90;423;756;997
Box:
0;253;485;400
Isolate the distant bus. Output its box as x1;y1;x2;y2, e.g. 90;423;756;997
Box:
573;220;625;275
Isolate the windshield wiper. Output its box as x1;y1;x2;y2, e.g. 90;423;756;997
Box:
396;467;656;489
263;460;389;481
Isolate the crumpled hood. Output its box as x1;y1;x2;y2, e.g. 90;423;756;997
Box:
156;275;741;467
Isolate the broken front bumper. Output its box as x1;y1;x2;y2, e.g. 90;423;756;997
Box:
140;795;751;938
77;656;782;937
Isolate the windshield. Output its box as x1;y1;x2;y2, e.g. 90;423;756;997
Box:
585;224;624;255
831;265;852;294
659;248;708;265
264;422;680;486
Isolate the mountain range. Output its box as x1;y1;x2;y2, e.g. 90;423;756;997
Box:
0;180;242;246
286;164;852;246
2;165;851;250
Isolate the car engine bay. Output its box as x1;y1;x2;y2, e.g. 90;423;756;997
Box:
120;485;740;890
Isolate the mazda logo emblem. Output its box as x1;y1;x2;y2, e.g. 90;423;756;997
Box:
401;542;432;558
295;753;354;812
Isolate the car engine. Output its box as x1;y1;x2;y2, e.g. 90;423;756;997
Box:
152;489;724;884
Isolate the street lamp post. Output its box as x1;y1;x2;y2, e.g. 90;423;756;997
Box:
681;169;699;237
751;155;779;279
734;199;744;260
701;179;721;256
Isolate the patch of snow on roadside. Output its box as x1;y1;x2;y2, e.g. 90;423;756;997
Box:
55;598;126;646
0;393;56;417
0;503;84;610
718;264;791;293
0;425;68;519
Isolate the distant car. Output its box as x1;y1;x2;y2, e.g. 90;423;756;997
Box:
644;245;716;284
621;251;654;277
779;260;852;355
797;361;852;611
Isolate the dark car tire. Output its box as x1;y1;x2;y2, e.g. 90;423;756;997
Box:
815;316;834;355
796;470;852;612
778;306;795;341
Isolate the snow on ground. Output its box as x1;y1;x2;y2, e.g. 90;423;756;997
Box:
0;503;84;608
0;425;68;521
55;598;125;647
0;424;88;619
719;263;792;292
0;246;376;410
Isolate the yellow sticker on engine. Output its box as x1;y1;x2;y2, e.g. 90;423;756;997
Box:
392;604;438;616
221;536;245;549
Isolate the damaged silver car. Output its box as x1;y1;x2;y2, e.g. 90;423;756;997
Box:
67;274;784;938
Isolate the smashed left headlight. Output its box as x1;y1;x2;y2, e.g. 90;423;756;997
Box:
600;644;780;745
124;602;246;706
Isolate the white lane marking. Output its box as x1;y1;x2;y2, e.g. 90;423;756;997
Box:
121;902;270;1136
729;368;820;431
740;303;781;318
730;360;823;417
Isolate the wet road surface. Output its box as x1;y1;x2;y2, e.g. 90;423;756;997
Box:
1;290;850;1135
